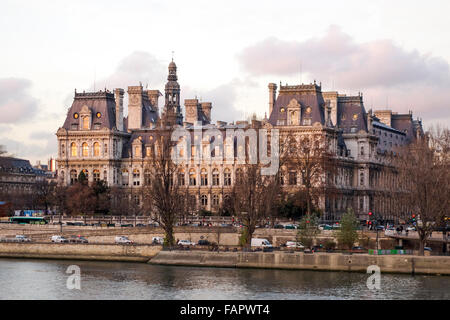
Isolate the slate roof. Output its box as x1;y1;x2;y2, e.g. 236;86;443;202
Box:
0;157;35;174
268;84;325;126
62;91;116;130
336;96;368;133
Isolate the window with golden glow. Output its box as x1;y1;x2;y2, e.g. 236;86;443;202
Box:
82;116;89;129
71;143;77;157
93;142;100;156
82;143;89;157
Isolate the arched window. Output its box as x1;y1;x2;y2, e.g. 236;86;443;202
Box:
178;169;185;186
133;169;140;186
71;143;77;157
82;142;89;157
82;169;89;180
212;194;219;207
201;194;208;206
93;142;100;157
212;169;219;186
189;169;196;186
224;168;231;186
201;169;208;186
93;169;100;182
122;169;129;186
70;170;77;184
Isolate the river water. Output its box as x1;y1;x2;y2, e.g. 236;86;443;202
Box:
0;258;448;300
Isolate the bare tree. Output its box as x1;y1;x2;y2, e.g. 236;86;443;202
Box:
395;127;449;255
281;132;337;218
142;129;186;246
230;164;281;247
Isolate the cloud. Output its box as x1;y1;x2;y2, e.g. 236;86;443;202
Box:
97;51;167;90
237;26;450;122
0;78;39;124
181;79;247;124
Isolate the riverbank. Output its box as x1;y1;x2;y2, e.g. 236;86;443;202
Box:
148;250;450;276
0;243;161;262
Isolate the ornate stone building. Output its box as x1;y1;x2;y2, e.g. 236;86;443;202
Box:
56;61;423;221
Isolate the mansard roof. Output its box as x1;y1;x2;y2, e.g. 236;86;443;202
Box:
268;83;325;126
0;157;35;174
336;95;368;133
62;90;116;131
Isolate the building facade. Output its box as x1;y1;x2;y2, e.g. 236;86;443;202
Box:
56;61;424;221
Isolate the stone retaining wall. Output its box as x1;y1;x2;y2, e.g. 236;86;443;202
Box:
149;251;450;275
0;243;162;262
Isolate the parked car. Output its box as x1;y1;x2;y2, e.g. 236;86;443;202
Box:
319;224;333;230
376;225;385;231
251;238;273;248
121;224;134;227
14;235;31;242
285;241;304;249
69;235;88;243
197;239;211;246
136;223;146;227
51;235;69;243
152;236;164;244
284;224;297;230
351;246;366;252
178;240;196;246
424;247;432;251
406;226;416;231
115;236;133;244
273;224;284;229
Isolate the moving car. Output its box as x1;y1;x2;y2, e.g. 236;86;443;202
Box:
69;235;88;243
251;238;273;248
14;235;31;242
152;236;164;244
115;236;133;244
406;226;416;231
319;224;333;230
51;235;69;243
285;241;304;249
197;239;211;246
177;240;196;246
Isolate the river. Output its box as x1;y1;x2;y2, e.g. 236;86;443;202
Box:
0;258;448;299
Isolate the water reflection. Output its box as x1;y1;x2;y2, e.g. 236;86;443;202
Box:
0;258;448;300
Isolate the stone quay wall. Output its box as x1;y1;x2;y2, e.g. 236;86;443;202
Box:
148;251;450;276
0;243;162;262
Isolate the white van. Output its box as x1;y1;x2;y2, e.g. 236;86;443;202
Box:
251;238;272;248
115;236;133;244
152;236;164;244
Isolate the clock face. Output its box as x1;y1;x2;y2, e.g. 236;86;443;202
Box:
306;107;312;114
73;113;79;119
130;96;139;104
353;114;358;121
187;108;195;116
96;112;101;118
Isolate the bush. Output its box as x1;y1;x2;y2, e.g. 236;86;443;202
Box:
336;209;359;250
324;239;336;251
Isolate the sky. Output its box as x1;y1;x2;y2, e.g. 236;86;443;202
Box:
1;0;450;164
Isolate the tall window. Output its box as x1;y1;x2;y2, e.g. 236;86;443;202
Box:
133;169;140;186
189;169;196;186
224;168;231;186
201;194;208;206
360;172;364;186
93;142;100;157
201;169;208;186
82;142;89;157
289;171;297;185
71;143;77;157
212;169;219;186
144;169;151;185
103;170;107;183
70;170;77;184
82;116;89;129
93;169;100;182
178;170;185;186
122;169;129;186
212;194;219;207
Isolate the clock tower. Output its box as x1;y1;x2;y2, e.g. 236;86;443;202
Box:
161;60;183;126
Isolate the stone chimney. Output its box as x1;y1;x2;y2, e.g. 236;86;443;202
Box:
114;88;124;131
268;83;277;116
367;109;373;133
185;99;199;124
200;102;212;123
127;86;143;130
146;90;162;116
325;102;332;127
